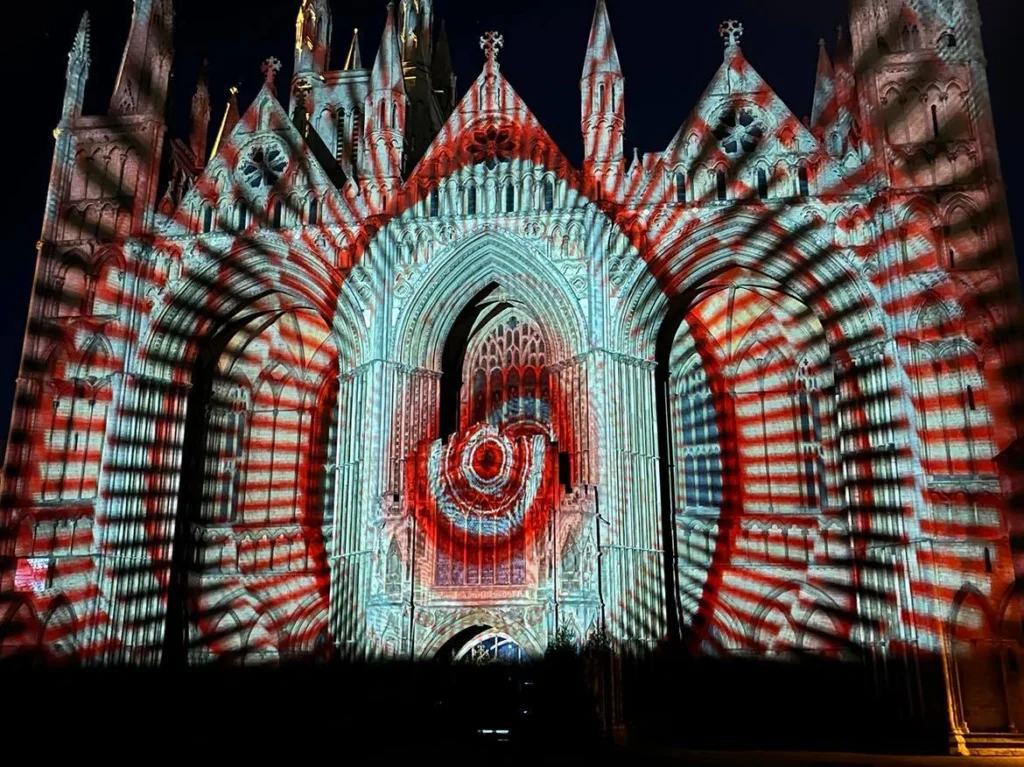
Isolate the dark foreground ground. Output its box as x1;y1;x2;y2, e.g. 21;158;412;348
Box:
0;654;1003;763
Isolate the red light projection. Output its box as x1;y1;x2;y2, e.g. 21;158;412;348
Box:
0;0;1023;753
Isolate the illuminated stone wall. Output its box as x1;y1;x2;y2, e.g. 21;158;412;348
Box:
1;0;1021;751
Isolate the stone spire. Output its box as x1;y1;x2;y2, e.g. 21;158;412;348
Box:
62;12;91;120
810;38;835;130
581;1;625;193
431;19;455;111
344;28;363;70
109;0;174;116
189;60;211;168
582;0;621;78
371;2;405;95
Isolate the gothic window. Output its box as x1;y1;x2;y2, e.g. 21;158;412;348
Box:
39;378;111;502
308;197;319;225
235;200;248;230
713;107;764;156
675;172;686;203
543;179;555;211
798;165;810;196
379;100;386;129
241;146;287;189
757;168;768;199
460;313;548;429
429;187;440;217
273;200;284;229
92;257;124;317
385;537;402;596
939;32;957;48
716;170;728;201
391;102;397;129
56;260;88;317
335;107;346;160
931;104;941;138
902;207;942;269
504;182;515;213
598;82;605;110
946;204;983;269
202;205;214;233
466;184;477;215
351;108;361;167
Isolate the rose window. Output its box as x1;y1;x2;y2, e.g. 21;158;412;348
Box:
467;124;515;170
713;108;765;156
242;145;287;189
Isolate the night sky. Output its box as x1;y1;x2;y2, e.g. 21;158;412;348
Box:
1;0;1021;446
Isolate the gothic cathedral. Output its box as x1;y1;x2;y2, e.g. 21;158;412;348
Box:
1;0;1022;754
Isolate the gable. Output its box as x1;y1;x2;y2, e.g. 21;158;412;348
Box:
406;67;581;193
159;85;348;236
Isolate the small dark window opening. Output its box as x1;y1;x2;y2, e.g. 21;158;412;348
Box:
967;385;976;411
543;180;554;211
429;187;439;217
202;206;213;233
308;198;319;226
559;451;571;489
379;101;386;128
984;546;992;573
598;83;605;110
945;33;957;48
757;168;768;199
273;200;283;229
798;166;809;196
235;201;247;230
505;184;515;213
466;186;476;215
716;170;727;201
877;36;890;54
675;172;686;203
931;104;940;138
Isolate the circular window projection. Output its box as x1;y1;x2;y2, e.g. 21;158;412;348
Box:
242;145;287;189
713;108;765;156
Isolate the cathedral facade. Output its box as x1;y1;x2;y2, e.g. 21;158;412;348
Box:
1;0;1023;753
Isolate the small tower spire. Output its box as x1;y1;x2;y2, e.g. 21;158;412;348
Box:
582;0;621;79
810;38;835;130
189;60;211;168
431;19;455;112
344;28;363;70
581;0;625;198
109;0;174;116
62;12;91;121
294;0;332;74
366;2;408;183
371;3;405;94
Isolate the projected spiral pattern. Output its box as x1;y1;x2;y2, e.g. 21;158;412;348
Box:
428;420;551;539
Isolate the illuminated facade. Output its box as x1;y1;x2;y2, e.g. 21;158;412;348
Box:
1;0;1022;753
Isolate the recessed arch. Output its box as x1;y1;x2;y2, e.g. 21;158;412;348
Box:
391;230;588;371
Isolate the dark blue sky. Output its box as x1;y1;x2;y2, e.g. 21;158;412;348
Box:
2;0;1022;445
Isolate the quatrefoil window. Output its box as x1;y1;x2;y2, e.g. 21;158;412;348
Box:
713;108;764;156
242;146;287;189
